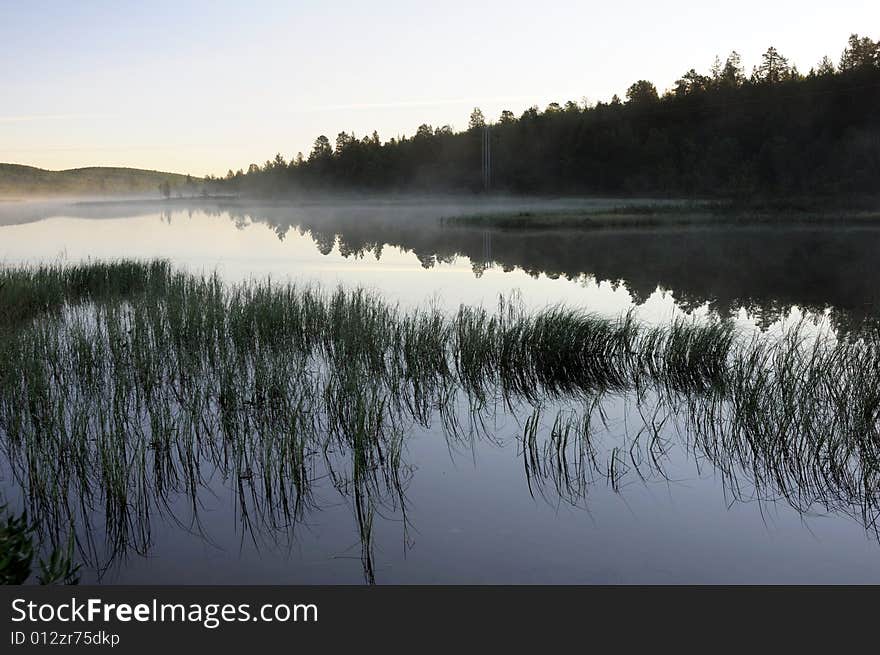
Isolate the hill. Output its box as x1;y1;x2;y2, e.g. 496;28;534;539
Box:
0;164;199;198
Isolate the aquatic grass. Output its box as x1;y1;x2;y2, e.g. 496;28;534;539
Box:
441;207;880;231
3;259;880;581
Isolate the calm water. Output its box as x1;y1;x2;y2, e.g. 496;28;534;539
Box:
3;198;880;583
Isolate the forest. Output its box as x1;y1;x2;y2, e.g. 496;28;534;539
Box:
216;35;880;199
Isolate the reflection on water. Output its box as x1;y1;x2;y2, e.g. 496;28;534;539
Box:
245;205;880;333
4;199;879;331
3;199;880;583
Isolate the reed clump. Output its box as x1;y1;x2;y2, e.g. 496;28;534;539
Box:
2;259;880;579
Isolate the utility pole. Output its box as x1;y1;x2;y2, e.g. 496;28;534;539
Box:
481;124;491;192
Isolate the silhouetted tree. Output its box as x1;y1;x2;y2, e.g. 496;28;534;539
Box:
218;35;880;200
839;33;879;70
415;124;434;139
674;69;710;96
625;80;659;103
717;51;746;87
335;132;355;155
468;107;486;130
753;46;791;83
816;55;836;76
310;136;332;161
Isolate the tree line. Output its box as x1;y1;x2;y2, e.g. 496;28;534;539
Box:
216;35;880;198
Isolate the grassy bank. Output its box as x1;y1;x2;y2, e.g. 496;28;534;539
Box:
1;260;879;577
443;198;880;230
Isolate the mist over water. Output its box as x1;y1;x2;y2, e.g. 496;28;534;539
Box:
4;197;873;327
3;198;880;584
3;0;880;599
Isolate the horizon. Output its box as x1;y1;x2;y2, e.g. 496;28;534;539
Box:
5;0;880;600
1;0;877;177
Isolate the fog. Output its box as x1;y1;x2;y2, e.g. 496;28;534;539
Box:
4;195;879;334
0;194;683;227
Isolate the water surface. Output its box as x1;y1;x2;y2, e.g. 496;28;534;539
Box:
2;198;879;583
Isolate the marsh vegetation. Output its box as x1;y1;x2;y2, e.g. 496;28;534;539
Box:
2;260;880;582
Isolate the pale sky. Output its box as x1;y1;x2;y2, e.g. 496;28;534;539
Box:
1;0;877;176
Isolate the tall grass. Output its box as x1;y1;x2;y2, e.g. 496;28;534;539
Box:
1;259;879;581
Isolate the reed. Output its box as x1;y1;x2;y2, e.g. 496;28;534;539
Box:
2;259;879;581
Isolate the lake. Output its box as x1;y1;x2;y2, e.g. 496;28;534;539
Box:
2;198;880;583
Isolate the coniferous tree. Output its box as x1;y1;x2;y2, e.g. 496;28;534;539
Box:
218;35;880;200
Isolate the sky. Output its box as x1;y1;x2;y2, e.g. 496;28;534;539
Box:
1;0;877;176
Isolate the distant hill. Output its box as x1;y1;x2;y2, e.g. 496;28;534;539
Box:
0;164;200;197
